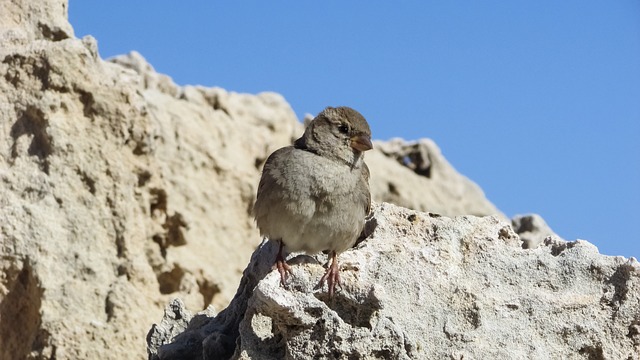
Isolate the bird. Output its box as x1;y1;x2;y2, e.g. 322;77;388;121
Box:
253;106;372;297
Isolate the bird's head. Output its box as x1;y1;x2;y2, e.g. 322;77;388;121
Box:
297;106;373;167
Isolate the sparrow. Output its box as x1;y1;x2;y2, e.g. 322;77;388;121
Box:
254;106;372;296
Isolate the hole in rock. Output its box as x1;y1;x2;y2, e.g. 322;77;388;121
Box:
157;266;186;294
0;262;44;359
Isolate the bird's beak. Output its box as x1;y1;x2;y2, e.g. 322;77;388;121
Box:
350;135;373;152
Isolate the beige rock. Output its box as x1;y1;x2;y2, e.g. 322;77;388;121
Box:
148;203;640;359
0;1;504;359
512;213;560;249
1;31;159;359
0;0;73;47
371;138;503;217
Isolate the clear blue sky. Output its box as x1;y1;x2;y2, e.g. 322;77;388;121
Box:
69;2;640;258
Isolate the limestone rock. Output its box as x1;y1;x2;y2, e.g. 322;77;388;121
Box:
0;0;73;47
512;213;560;249
372;138;503;217
0;33;298;357
148;203;640;359
0;0;524;359
1;30;159;360
1;1;303;356
147;298;217;359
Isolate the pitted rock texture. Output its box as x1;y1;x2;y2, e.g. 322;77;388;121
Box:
148;203;640;359
512;213;559;249
373;138;502;217
0;1;504;358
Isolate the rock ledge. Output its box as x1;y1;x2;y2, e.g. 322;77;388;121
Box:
147;203;640;360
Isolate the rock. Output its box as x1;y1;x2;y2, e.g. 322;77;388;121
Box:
0;0;73;47
0;1;506;359
147;299;217;360
1;27;159;360
512;213;560;249
372;138;503;217
148;203;640;359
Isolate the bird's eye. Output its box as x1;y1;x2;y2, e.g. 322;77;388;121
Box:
338;124;349;134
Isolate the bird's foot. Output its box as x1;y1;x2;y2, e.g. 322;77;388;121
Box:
316;252;340;297
274;240;292;286
275;257;292;286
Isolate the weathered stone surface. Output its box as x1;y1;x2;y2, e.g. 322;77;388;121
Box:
512;213;559;249
1;33;159;359
149;203;640;360
372;138;503;217
0;1;504;359
0;0;73;47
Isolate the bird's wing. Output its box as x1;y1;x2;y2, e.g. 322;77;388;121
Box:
361;163;371;216
254;146;295;218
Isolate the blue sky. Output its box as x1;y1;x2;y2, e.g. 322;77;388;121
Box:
69;2;640;258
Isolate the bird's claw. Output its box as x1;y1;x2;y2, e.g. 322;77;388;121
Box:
275;258;292;286
315;252;341;297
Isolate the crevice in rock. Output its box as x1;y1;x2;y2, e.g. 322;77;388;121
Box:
158;265;186;294
387;182;399;196
604;263;633;308
148;241;276;359
30;329;56;359
105;293;116;322
151;212;188;260
165;213;188;247
78;90;98;118
75;168;97;195
578;344;605;360
137;169;152;187
254;156;266;170
10;105;53;174
498;225;519;242
545;238;576;257
152;234;168;258
208;94;231;117
0;261;44;360
197;278;221;309
38;22;70;41
148;187;188;260
115;234;126;258
3;54;49;89
131;139;149;156
150;188;168;215
380;142;433;178
104;193;128;259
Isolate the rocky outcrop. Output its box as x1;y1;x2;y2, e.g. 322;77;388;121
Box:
148;203;640;359
373;138;502;217
512;213;559;249
0;1;503;359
